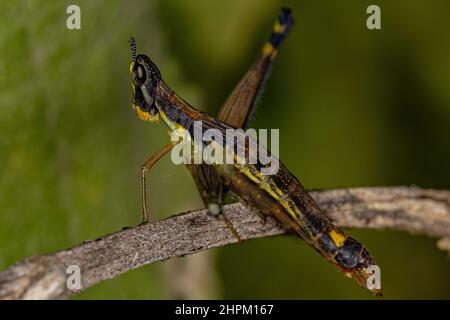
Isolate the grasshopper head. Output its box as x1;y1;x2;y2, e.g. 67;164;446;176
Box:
129;37;161;123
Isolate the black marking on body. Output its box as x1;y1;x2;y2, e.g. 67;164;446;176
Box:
163;103;181;122
318;233;338;255
269;7;294;48
335;238;363;269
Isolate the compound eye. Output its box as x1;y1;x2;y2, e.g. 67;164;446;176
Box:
133;64;147;86
137;65;145;79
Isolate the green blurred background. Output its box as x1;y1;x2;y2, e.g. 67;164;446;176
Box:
1;0;449;299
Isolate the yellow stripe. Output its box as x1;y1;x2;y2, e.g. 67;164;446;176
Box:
274;20;286;34
230;151;314;237
134;106;159;123
129;62;134;74
237;163;307;228
328;229;347;248
239;165;263;184
262;42;274;56
135;106;150;121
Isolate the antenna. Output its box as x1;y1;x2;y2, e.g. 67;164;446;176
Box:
129;37;137;62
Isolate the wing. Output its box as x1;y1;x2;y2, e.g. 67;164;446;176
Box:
189;8;293;207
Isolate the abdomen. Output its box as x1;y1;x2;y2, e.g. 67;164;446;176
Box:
215;162;380;294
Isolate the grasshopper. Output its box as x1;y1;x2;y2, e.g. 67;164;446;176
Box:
129;8;381;295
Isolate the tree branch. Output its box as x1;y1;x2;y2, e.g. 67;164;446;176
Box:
0;186;449;300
